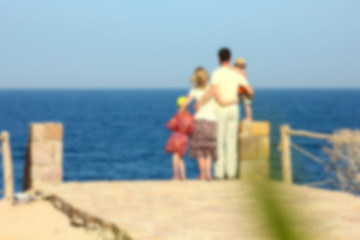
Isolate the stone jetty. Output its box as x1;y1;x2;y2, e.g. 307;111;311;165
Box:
9;180;360;240
1;122;360;240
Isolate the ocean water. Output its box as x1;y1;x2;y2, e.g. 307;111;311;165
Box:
0;89;359;194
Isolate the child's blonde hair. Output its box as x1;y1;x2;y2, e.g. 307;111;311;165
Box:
191;67;209;89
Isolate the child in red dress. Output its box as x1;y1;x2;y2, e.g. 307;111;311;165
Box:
165;96;194;180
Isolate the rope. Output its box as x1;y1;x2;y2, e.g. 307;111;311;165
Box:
304;179;334;187
287;130;333;140
42;194;132;240
290;142;326;165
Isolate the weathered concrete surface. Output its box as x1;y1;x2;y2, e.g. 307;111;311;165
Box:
239;121;270;179
40;181;360;240
0;200;98;240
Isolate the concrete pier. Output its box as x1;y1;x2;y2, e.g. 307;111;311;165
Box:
37;180;360;240
2;122;360;240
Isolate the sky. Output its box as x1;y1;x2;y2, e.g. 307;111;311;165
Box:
1;0;360;89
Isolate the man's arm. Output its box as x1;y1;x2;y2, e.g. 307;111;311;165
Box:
194;85;216;111
214;86;238;106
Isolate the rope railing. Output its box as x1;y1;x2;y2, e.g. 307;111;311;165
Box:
279;125;331;185
305;179;334;187
287;130;332;140
36;192;133;240
290;143;325;165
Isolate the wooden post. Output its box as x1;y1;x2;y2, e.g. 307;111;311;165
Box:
280;125;292;183
1;132;14;200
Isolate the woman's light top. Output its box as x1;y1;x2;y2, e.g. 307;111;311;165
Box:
189;86;215;121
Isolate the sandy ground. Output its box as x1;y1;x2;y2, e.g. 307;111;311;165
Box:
0;200;98;240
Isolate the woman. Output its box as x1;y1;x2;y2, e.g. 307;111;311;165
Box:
179;67;236;180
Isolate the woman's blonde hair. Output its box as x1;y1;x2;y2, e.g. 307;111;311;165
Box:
191;67;209;89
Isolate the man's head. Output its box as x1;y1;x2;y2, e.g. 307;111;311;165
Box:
234;58;246;70
218;48;231;64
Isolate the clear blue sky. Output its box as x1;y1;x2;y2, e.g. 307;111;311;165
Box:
1;0;360;89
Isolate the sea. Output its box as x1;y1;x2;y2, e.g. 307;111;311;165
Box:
0;89;359;195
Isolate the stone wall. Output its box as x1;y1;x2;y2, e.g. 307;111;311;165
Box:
238;121;270;179
23;123;63;191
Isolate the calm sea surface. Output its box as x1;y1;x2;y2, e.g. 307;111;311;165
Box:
0;89;359;194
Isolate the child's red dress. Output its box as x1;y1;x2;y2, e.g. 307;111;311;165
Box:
165;112;194;157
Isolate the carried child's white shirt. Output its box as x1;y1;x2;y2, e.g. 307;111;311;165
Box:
189;86;215;122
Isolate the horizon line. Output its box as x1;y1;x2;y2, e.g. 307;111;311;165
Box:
0;87;359;91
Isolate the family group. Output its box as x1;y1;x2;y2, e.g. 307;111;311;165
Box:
165;48;254;180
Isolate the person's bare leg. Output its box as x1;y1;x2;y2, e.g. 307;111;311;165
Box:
239;104;252;135
205;156;212;180
201;157;208;180
172;153;179;180
244;104;252;122
179;157;186;180
197;157;206;180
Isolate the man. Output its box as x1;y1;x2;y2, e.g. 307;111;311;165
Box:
195;48;254;179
